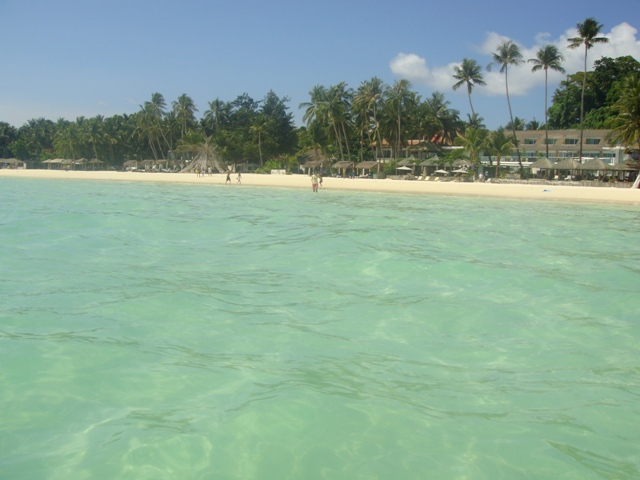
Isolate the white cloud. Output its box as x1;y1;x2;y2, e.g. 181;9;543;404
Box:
390;22;640;99
389;53;430;82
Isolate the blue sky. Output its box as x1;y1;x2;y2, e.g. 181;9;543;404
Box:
1;0;639;130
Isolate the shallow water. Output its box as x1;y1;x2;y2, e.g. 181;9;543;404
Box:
1;177;639;479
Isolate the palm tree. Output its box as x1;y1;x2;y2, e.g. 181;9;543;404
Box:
326;82;352;161
606;75;640;153
486;128;515;178
204;98;230;133
172;94;198;139
466;113;486;129
529;45;565;159
456;127;487;169
138;92;171;160
504;116;526;131
423;92;462;145
383;79;412;158
452;58;486;118
568;18;609;161
353;77;386;162
488;40;524;172
525;119;542;131
53;123;81;160
250;114;269;166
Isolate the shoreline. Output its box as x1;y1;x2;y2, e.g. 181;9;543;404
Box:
2;169;640;206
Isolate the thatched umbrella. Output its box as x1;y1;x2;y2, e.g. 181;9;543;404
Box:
452;159;471;167
611;159;639;171
86;158;103;171
554;158;581;170
529;157;555;169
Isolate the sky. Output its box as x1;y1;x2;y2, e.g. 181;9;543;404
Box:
1;0;639;131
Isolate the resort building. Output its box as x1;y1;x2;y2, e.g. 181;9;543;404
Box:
513;129;626;164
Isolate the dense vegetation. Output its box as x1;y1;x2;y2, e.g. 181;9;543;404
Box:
1;16;638;169
548;56;640;129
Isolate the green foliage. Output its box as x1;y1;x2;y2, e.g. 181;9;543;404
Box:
548;56;640;129
383;159;398;175
0;122;18;157
606;75;640;150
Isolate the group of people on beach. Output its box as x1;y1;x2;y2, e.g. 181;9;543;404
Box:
195;167;212;178
226;170;241;185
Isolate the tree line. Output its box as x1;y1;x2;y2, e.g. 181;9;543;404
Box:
1;17;638;169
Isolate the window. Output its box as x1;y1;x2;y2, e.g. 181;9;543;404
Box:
564;138;578;145
524;138;537;145
586;138;601;145
545;138;557;145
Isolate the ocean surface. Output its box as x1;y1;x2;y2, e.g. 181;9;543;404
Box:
1;177;639;479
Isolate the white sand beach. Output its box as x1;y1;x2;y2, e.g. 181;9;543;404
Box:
2;169;640;206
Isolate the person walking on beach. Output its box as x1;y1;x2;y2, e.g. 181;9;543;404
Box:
311;173;319;192
237;172;242;185
226;170;231;184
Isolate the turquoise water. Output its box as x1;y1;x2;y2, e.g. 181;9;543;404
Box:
1;177;639;479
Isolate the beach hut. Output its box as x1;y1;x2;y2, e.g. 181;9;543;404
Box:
123;160;138;171
529;157;556;178
355;161;378;177
1;158;27;169
529;158;555;169
86;158;103;171
576;158;611;180
332;161;354;178
419;155;441;177
554;158;582;180
611;159;639;183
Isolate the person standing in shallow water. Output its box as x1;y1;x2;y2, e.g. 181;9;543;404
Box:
226;170;231;184
311;173;319;192
236;173;242;185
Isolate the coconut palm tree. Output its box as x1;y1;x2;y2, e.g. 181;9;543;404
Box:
488;41;524;172
568;18;609;161
250;114;270;166
204;98;230;133
326;82;352;161
383;79;412;158
486;128;515;178
529;45;565;159
423;91;462;145
456;126;487;169
452;58;486;118
606;75;640;153
172;94;198;139
141;93;171;157
53;123;81;160
353;77;386;162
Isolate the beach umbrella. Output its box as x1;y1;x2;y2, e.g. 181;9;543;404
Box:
434;169;449;175
397;166;413;171
451;168;468;174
